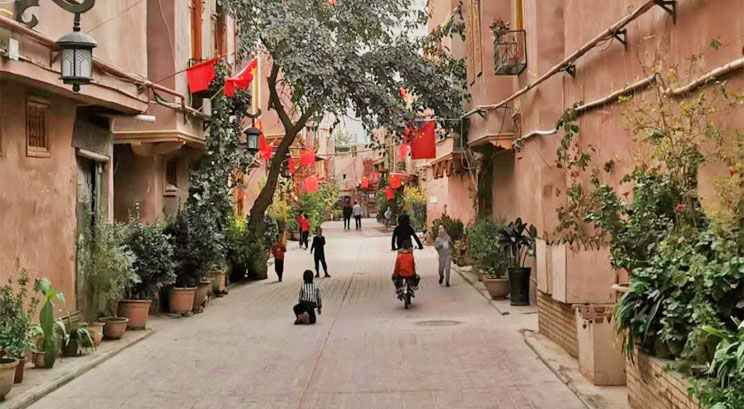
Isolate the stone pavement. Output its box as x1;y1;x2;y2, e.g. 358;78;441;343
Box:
23;219;585;409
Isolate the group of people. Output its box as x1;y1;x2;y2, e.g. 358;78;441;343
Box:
285;206;456;326
342;199;363;230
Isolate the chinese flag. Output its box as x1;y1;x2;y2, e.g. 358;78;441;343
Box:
225;58;258;97
410;120;436;160
260;142;273;161
390;174;401;189
288;158;296;175
300;148;315;167
304;175;319;192
385;186;394;200
186;58;218;94
399;144;409;159
361;176;369;188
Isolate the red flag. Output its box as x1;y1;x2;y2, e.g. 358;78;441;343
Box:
288;158;296;175
385;186;394;200
256;118;263;131
261;143;273;161
186;58;217;94
390;174;401;189
410;121;436;159
361;176;369;189
399;144;409;159
225;58;258;97
304;175;319;192
300;148;315;167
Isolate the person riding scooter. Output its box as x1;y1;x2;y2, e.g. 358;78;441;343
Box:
391;214;423;251
392;240;420;294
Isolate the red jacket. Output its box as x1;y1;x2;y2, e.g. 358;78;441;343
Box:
271;243;286;260
393;251;416;278
297;216;310;232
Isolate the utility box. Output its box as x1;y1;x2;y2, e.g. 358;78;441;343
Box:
576;304;626;386
552;246;616;304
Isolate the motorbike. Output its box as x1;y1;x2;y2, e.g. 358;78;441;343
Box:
396;277;418;309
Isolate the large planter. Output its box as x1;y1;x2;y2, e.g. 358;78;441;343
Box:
169;287;196;314
0;358;18;401
99;317;129;340
192;281;211;313
483;277;509;299
13;358;25;384
508;267;531;306
576;305;626;386
290;231;300;241
209;270;227;297
118;300;153;330
88;322;105;347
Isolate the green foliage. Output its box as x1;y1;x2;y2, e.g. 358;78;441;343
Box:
376;179;404;224
33;278;65;368
300;184;339;231
124;220;176;300
225;214;268;281
0;271;39;359
468;218;509;278
403;186;427;231
165;209;222;287
690;319;744;409
81;222;137;319
499;218;537;269
430;209;464;242
66;323;95;356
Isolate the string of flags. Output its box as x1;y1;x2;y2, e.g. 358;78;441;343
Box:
186;57;259;98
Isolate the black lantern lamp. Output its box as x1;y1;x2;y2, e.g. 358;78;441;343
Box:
50;0;97;92
244;127;261;154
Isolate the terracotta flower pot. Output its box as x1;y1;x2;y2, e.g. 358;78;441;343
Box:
169;287;196;314
192;281;211;313
118;300;153;330
0;358;19;401
483;277;509;299
13;358;25;384
209;271;227;296
31;351;46;368
99;317;129;340
88;322;105;347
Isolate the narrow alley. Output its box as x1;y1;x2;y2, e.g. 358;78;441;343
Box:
26;220;583;409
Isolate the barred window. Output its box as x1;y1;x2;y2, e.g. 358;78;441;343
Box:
26;98;50;157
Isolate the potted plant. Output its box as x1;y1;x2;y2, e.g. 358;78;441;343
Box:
0;271;39;384
499;218;537;306
31;278;65;368
469;218;510;299
120;220;176;329
87;321;105;347
82;222;136;339
0;357;18;402
63;323;95;358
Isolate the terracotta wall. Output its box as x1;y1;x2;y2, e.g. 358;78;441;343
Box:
0;81;78;314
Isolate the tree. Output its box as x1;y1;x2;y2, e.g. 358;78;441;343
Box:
222;0;468;237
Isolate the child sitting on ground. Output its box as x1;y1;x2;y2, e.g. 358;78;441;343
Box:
392;240;420;292
293;270;322;325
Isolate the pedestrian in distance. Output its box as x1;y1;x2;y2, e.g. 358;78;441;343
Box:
311;226;330;278
434;224;453;287
271;235;287;282
297;212;310;249
392;214;424;251
342;199;353;230
353;200;363;230
293;270;322;325
384;207;392;232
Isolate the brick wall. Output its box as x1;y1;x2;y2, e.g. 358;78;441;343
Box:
537;290;578;358
626;350;701;409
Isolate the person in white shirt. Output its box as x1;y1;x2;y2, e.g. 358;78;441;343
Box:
352;201;363;230
434;224;453;287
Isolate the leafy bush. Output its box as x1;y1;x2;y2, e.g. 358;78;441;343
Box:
300;184;339;231
226;214;268;281
0;271;39;359
499;218;537;269
468;218;509;278
430;210;464;241
33;278;65;367
375;181;403;223
403;186;427;231
690;319;744;409
124;220;176;300
165;209;223;287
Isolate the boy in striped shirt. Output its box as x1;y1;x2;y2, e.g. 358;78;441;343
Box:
293;270;322;324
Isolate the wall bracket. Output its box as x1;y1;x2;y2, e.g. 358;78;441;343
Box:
611;29;628;48
562;63;576;78
655;0;677;24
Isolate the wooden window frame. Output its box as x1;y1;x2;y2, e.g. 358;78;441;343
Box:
190;0;203;61
26;97;50;158
214;12;227;57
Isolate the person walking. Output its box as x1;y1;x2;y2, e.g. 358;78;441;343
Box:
384;207;392;231
392;214;424;251
353;201;363;230
293;270;322;325
271;236;287;282
342;199;353;230
297;212;310;249
310;227;331;278
434;224;453;287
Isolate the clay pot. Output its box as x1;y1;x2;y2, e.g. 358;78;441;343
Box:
169;287;196;314
209;271;227;296
0;358;19;401
31;351;46;368
13;358;25;384
99;317;129;340
192;281;211;313
483;277;509;299
88;322;105;347
118;300;153;330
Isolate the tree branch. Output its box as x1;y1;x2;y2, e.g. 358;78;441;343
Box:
268;64;294;131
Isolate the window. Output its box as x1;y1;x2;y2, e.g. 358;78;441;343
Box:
165;157;178;190
26;97;50;157
190;0;203;60
514;0;525;30
464;0;483;83
214;11;227;57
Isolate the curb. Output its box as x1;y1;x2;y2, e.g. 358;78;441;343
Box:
451;264;510;315
5;329;154;409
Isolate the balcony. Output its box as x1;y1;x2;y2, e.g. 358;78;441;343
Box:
494;30;527;76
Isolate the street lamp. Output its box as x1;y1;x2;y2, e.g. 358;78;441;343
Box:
244;127;261;154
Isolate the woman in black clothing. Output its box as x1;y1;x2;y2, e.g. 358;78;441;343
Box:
392;214;424;251
311;227;331;278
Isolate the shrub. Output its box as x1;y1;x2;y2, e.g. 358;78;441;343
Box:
165;209;223;287
124;220;176;300
0;271;39;359
430;210;464;242
403;186;427;231
468;218;509;278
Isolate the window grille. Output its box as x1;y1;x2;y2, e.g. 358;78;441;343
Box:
27;98;49;156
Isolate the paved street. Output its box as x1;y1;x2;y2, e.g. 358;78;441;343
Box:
27;220;583;409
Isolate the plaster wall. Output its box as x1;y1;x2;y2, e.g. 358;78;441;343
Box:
0;81;77;315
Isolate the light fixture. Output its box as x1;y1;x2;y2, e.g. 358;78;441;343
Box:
244;127;261;154
55;17;97;92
